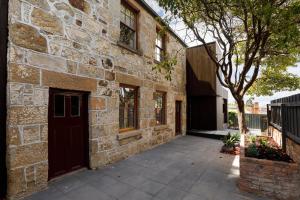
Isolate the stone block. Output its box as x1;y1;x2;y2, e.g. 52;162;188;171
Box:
40;124;48;142
35;162;48;186
66;26;92;44
42;70;97;92
105;71;115;81
31;8;63;35
26;0;50;11
67;60;78;74
78;64;104;79
7;168;26;197
8;106;47;126
102;58;113;69
10;23;47;53
90;97;106;110
68;0;90;14
61;47;82;62
9;83;24;105
25;166;35;186
54;2;74;17
116;73;142;86
27;52;67;72
23;125;40;144
7;126;21;146
8;142;47;168
9;64;40;85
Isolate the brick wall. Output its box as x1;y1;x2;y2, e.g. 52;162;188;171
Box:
239;135;300;200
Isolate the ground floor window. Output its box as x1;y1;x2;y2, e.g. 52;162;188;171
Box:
155;91;166;125
119;84;138;132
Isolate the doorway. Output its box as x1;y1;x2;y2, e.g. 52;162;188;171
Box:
175;101;182;135
48;89;89;180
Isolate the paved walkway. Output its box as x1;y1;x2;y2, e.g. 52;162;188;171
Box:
26;136;266;200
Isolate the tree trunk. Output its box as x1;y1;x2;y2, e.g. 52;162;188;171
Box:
237;99;248;134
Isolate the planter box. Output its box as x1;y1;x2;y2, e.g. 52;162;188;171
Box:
239;135;300;200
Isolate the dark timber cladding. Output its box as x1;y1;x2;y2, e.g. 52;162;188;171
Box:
269;94;300;148
0;0;8;198
186;43;218;130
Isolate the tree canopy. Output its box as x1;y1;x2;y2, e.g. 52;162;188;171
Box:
155;0;300;133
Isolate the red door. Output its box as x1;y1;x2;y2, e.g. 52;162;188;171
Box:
48;89;89;180
175;101;182;135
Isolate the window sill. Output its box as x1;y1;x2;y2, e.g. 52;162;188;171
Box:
117;42;142;56
154;124;168;131
117;129;142;145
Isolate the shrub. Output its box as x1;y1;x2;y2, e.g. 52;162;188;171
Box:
222;132;240;147
249;135;256;144
246;144;259;157
259;138;269;148
228;112;238;128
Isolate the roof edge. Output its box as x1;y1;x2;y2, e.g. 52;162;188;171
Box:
136;0;187;47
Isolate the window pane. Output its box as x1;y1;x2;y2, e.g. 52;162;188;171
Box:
54;95;65;117
155;92;166;125
119;86;138;130
120;23;136;49
155;31;165;62
71;96;80;116
156;36;162;48
121;4;136;30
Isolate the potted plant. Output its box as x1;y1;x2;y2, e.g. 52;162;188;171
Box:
221;132;240;153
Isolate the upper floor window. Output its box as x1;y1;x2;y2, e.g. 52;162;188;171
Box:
155;30;165;62
155;91;166;125
119;84;139;132
120;2;138;50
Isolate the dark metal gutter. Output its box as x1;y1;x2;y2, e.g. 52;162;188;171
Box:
0;0;8;198
136;0;188;47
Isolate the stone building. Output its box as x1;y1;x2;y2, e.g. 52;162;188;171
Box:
0;0;187;199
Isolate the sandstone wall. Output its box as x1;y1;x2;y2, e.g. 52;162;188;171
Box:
6;0;186;199
269;126;300;163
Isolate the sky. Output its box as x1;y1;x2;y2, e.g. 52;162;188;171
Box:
145;0;300;106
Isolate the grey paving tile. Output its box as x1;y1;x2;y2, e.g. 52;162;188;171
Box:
24;136;268;200
189;182;217;199
155;186;187;200
182;193;207;200
120;174;148;187
25;187;67;200
88;175;120;192
100;181;135;199
121;189;153;200
65;185;115;200
149;168;181;184
137;180;165;196
52;175;86;193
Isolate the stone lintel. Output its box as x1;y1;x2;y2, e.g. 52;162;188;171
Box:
155;84;168;92
115;72;142;86
42;70;97;92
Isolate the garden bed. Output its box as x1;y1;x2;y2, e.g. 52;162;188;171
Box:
245;135;293;162
239;135;300;200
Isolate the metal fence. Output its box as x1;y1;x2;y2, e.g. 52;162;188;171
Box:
268;94;300;149
229;112;268;132
246;113;268;131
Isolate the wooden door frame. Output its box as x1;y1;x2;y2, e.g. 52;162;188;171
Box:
0;0;8;198
175;101;182;135
48;88;90;180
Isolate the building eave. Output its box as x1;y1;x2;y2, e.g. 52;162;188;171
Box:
135;0;188;47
